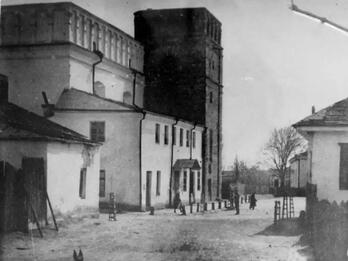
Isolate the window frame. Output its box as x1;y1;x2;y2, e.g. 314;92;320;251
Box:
155;123;160;144
99;169;106;197
197;171;201;191
180;128;183;147
90;121;105;142
172;126;176;145
79;168;87;199
156;171;161;196
164;125;169;145
186;130;190;147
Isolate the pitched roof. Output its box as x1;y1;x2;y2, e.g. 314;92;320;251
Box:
173;159;201;170
293;97;348;127
55;88;137;112
0;102;96;145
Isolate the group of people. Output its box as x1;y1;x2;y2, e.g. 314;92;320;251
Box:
229;191;257;215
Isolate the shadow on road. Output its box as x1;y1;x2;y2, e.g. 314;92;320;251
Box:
255;218;304;236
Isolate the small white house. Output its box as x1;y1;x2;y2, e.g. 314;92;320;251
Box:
0;99;100;232
294;98;348;202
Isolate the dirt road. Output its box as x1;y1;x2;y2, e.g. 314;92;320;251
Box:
0;196;310;261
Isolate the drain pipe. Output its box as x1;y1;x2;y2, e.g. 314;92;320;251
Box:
189;123;197;160
139;111;146;210
92;42;104;94
130;63;147;211
169;118;179;206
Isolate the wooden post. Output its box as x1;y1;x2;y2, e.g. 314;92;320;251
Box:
46;192;58;231
190;204;193;214
204;202;208;211
196;203;200;212
212;202;215;210
218;201;221;209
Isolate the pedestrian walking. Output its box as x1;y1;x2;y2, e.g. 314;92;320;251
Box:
173;191;181;213
234;191;240;215
249;193;257;210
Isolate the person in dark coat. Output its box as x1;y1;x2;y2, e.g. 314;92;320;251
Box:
234;192;240;215
173;191;181;213
250;193;257;210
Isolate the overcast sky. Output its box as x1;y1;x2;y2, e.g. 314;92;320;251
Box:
3;0;348;169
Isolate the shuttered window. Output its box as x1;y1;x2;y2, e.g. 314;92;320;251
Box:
90;121;105;142
99;170;106;197
183;171;187;191
172;126;176;145
156;171;161;196
186;130;190;147
192;131;196;149
164;125;169;145
180;128;183;147
155;123;160;144
79;168;87;199
197;171;201;191
339;143;348;190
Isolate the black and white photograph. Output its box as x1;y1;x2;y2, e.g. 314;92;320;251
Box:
0;0;348;260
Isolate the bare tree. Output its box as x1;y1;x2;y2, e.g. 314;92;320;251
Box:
264;126;306;188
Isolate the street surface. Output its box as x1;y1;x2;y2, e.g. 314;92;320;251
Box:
0;196;310;261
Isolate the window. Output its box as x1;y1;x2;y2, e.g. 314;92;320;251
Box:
209;129;213;161
155;123;160;144
99;170;105;197
192;131;196;149
209;92;213;103
172;126;176;145
186;130;190;147
197;171;201;191
164;125;169;145
339;143;348;190
183;171;187;191
90;121;105;142
180;128;183;147
156;171;161;196
79;168;87;199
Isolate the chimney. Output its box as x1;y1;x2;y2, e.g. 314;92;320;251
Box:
41;92;55;117
311;105;315;114
0;74;9;103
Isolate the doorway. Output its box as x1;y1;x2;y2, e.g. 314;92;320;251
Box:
22;157;46;226
146;171;152;210
189;171;195;203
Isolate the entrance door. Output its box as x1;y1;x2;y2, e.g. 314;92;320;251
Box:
189;171;195;203
146;171;152;210
22;158;46;226
173;171;180;192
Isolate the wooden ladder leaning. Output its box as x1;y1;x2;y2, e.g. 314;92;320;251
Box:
282;195;289;219
289;196;295;218
109;193;117;221
274;200;281;224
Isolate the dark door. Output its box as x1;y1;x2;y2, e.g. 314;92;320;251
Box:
173;171;180;192
146;171;152;210
208;179;212;201
22;158;46;226
189;171;195;203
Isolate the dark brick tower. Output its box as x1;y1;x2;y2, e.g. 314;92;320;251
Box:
134;8;223;201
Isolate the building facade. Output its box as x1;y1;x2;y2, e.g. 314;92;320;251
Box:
134;8;223;201
294;98;348;202
0;3;204;210
288;151;308;189
0;90;100;232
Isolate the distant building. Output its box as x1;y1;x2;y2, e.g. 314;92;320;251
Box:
0;77;100;232
288;151;308;189
294;98;348;202
134;8;223;201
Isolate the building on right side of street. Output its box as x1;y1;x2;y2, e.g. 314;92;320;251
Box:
293;99;348;202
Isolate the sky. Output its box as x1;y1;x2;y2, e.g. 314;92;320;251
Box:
3;0;348;169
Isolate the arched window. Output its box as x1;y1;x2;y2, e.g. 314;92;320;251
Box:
94;81;105;97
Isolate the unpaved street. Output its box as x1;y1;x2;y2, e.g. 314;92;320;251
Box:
1;196;309;261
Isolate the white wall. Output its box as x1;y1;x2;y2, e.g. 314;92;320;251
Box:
46;143;100;214
52;111;142;209
311;131;348;202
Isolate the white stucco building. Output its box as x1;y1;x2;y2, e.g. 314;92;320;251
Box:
0;2;204;211
0;94;100;231
294;98;348;203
